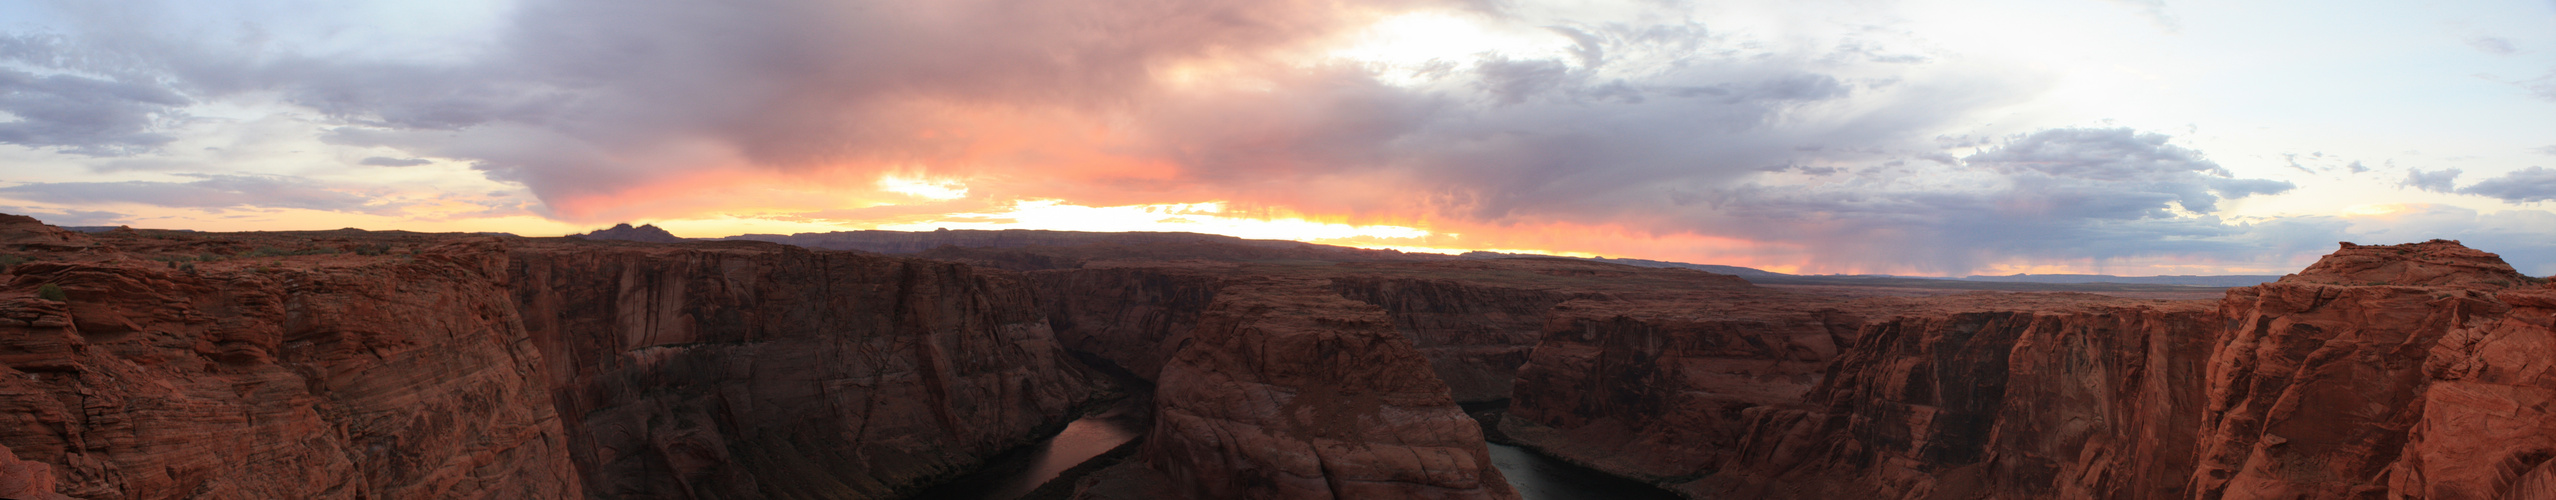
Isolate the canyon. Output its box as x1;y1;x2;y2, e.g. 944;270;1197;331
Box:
3;214;2552;500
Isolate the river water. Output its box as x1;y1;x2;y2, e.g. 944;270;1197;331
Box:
919;397;1682;500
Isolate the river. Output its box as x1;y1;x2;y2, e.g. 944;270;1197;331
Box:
918;396;1681;499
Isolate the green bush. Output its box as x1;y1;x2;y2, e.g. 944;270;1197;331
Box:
36;283;67;302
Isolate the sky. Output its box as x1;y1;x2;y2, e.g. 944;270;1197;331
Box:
0;0;2551;276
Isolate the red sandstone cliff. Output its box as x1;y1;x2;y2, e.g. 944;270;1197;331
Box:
2194;240;2550;498
1696;295;2217;498
1503;240;2556;499
1327;276;1581;402
1496;289;1880;489
0;235;581;498
0;219;1109;499
1075;279;1519;499
1030;258;1800;404
511;239;1106;498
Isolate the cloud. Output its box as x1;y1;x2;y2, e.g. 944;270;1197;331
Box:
2098;0;2180;32
2537;145;2556;155
0;207;128;226
2459;166;2556;203
359;156;431;167
0;174;397;213
2528;70;2556;101
2467;36;2518;55
0;65;191;156
4;0;2351;274
2402;167;2461;192
1662;128;2296;273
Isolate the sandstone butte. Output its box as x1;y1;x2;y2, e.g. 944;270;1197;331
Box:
6;210;2556;500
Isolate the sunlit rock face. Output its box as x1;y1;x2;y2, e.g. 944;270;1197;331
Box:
2197;241;2554;499
1506;239;2556;499
511;239;1105;498
0;236;582;499
1132;279;1520;499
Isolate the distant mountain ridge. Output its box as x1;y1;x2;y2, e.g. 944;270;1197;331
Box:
570;223;685;243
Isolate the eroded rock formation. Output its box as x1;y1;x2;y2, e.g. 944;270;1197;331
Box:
1090;279;1519;499
0;237;581;499
0;219;1106;499
512;240;1106;498
1696;295;2217;498
1504;240;2556;499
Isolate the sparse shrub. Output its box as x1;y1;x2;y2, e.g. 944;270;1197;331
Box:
0;255;25;273
36;283;67;302
353;243;392;256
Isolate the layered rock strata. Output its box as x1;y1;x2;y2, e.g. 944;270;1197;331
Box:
1505;240;2556;499
2193;240;2550;498
1091;279;1519;499
1497;291;1880;488
1328;276;1577;402
1699;295;2217;498
0;237;582;499
511;240;1105;498
0;219;1107;499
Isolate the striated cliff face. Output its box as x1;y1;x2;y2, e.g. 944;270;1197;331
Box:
0;218;1109;499
1083;279;1519;499
1024;264;1229;380
0;237;582;499
1496;290;1875;488
1505;239;2556;499
1031;258;1798;405
1328;276;1577;402
511;240;1105;499
2192;240;2549;499
1700;295;2217;498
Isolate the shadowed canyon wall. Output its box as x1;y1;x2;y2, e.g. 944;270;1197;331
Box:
0;218;1104;499
512;240;1105;499
1134;279;1519;499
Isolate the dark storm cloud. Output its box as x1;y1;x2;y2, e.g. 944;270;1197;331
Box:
2459;166;2556;203
2403;168;2462;193
359;156;432;167
0;174;394;213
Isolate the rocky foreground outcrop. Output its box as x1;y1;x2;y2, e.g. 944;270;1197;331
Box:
1503;240;2556;499
0;237;582;498
1074;279;1518;499
0;220;1105;499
